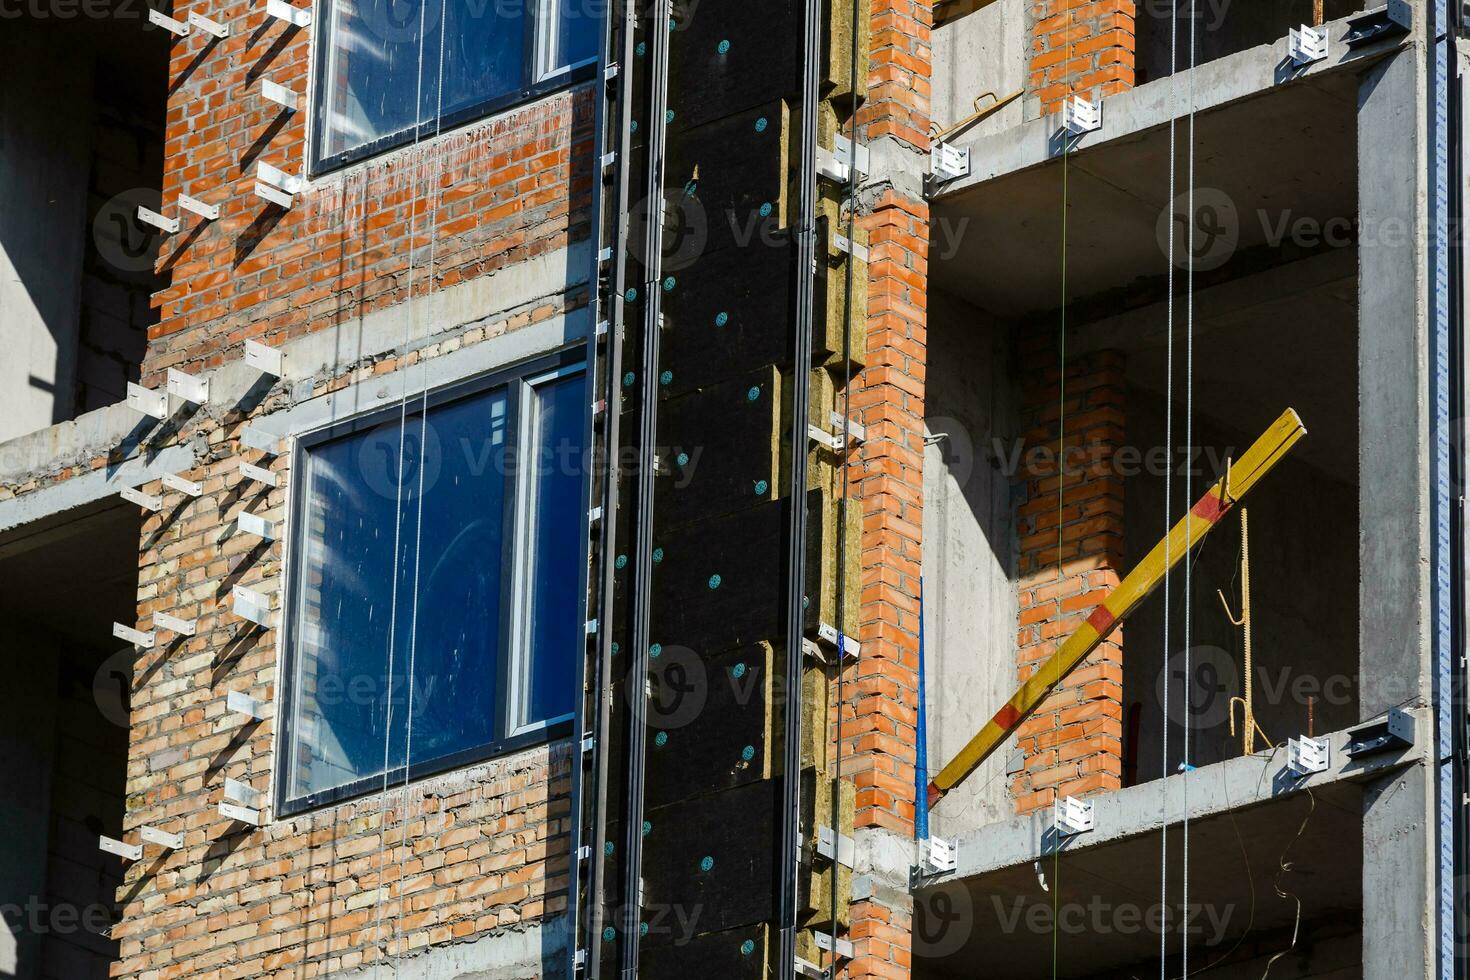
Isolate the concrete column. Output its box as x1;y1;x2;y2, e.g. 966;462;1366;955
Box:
1357;47;1434;980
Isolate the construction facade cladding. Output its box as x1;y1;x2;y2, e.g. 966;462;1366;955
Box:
0;0;1466;978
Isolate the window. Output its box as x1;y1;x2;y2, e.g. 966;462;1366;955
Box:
279;354;588;813
312;0;602;168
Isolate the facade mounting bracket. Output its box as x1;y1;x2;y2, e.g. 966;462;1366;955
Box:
126;382;169;419
1288;24;1329;66
1056;795;1095;836
153;612;196;636
120;486;163;511
140;826;183;850
929;141;970;182
219;802;263;826
227;690;267;720
1345;706;1415;757
237;510;275;540
137;206;178;235
187;11;229;37
261;79;300;111
817;135;870;184
162;472;202;497
167;368;209;405
238;461;276;486
178;194;219;221
240;426;283;455
113;623;155;649
1286;734;1330;776
99;835;142;861
148;9;189;35
1063;96;1102;136
232;585;274;628
265;0;312;27
243;339;283;377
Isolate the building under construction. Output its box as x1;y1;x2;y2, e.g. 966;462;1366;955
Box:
0;0;1463;977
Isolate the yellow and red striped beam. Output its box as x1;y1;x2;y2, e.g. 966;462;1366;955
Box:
926;408;1306;811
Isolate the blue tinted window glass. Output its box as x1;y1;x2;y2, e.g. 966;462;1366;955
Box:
287;388;509;801
521;371;587;727
554;0;600;71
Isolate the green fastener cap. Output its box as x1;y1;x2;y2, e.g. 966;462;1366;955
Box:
699;855;714;872
612;641;621;655
615;554;628;569
630;119;639;133
604;927;617;942
652;547;664;563
754;117;768;133
660;370;673;385
758;201;772;217
714;311;729;326
741;744;755;761
640;922;649;937
746;385;761;401
732;662;747;678
650;643;662;657
662;275;676;291
636;41;646;56
754;479;769;495
655;731;668;746
708;574;722;590
622;371;636;387
642;820;652;836
740;939;756;956
625;286;638;302
605;840;615;855
676;452;689;466
718;39;730;53
665;109;675;123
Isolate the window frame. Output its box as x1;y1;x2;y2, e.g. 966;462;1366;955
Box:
275;347;585;817
308;0;600;175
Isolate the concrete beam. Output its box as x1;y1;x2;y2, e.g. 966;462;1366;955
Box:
933;8;1406;198
0;442;197;535
944;708;1429;881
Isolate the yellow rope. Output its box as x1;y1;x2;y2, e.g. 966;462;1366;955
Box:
1221;508;1271;754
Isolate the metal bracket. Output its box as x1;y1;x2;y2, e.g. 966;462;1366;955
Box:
148;8;190;35
178;194;219;221
261;79;300;111
153;612;196;636
140;826;183;850
831;232;869;263
1288;24;1329;65
218;801;263;826
1063;96;1102;136
136;205;179;235
243;339;283;377
113;623;155;649
223;777;263;808
166;368;209;405
121;486;163;512
126;382;169;419
817;135;870;183
815;622;860;661
265;0;312;27
1286;734;1330;776
816;826;856;867
232;585;274;628
99;835;142;861
1344;1;1412;45
239;461;277;486
588;505;603;525
240;426;283;455
930;141;970;181
924;835;957;874
1346;707;1415;757
237;510;276;540
813;931;854;960
809;412;867;451
585;618;599;635
255;181;294;209
187;11;229;37
227;690;267;720
794;958;825;979
1056;795;1095;836
162;472;202;497
601;152;617;172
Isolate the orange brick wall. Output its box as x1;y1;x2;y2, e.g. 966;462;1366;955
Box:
842;0;931;972
1028;0;1136;115
105;1;594;976
1009;342;1125;816
143;0;593;382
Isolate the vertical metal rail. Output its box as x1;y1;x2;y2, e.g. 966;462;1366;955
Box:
1450;25;1468;980
778;0;825;969
619;0;673;971
1431;0;1457;974
577;0;640;969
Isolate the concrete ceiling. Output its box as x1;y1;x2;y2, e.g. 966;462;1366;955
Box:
915;782;1363;978
932;70;1361;322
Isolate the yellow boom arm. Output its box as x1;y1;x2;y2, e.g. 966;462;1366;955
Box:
926;408;1307;810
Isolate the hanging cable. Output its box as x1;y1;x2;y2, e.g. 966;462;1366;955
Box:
1181;0;1198;969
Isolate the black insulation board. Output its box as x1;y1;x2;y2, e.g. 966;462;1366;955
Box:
660;238;798;395
667;0;802;132
664;103;789;260
648;492;821;654
640;777;782;941
644;643;775;809
640;922;770;977
655;366;780;532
